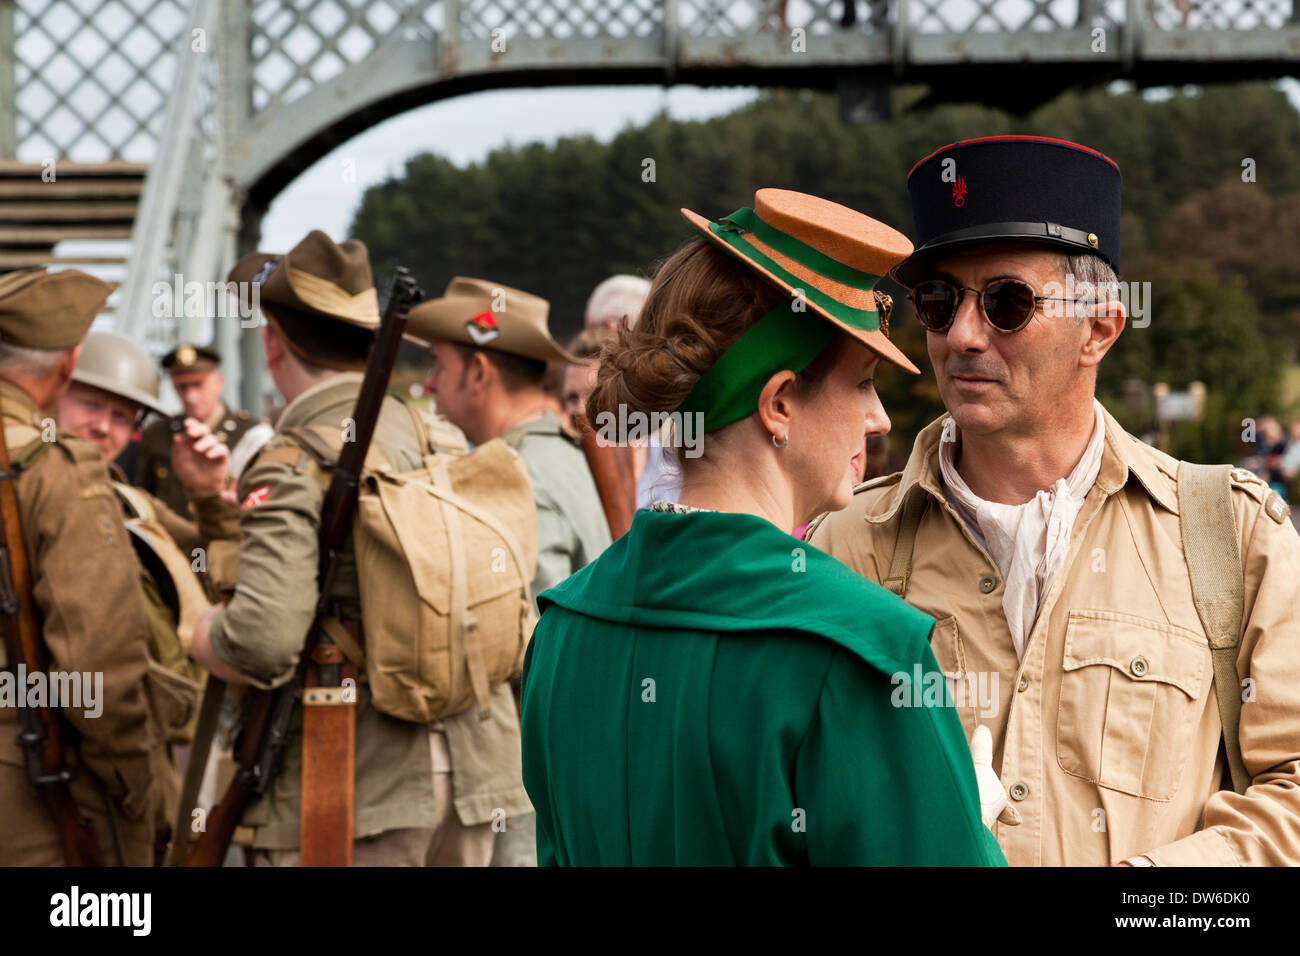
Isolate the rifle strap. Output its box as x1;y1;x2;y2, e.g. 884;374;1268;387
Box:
169;676;227;865
300;635;357;866
1177;461;1251;795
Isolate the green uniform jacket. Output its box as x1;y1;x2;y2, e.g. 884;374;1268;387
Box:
521;508;1007;866
136;404;261;517
209;373;530;849
503;412;611;603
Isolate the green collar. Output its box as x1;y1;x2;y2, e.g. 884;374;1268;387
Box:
538;509;935;676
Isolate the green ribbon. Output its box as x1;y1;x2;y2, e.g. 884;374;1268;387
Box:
708;206;883;332
676;300;838;433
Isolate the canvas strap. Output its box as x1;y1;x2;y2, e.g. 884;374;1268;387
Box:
424;455;491;720
1177;462;1250;795
883;484;927;598
300;637;357;866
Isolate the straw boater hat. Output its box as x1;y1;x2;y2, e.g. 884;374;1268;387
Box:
0;268;112;350
680;188;919;375
406;277;585;365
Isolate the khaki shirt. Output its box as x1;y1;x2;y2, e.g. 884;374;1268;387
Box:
0;380;157;865
504;412;611;602
208;374;529;848
808;407;1300;866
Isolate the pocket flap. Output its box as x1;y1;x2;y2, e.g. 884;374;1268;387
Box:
1063;609;1208;699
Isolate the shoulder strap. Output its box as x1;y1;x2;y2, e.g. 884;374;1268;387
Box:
883;484;927;598
112;481;156;522
404;402;467;456
1177;461;1250;795
501;425;526;451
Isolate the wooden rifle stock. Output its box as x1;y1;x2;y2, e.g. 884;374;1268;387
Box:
184;267;422;866
574;415;637;540
0;396;103;866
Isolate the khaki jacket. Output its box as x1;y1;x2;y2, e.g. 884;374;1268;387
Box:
0;380;157;865
108;462;237;848
504;412;611;603
208;374;530;849
808;406;1300;866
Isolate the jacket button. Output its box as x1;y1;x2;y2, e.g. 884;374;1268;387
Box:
1009;782;1029;801
1130;656;1149;677
979;575;997;594
1017;674;1029;692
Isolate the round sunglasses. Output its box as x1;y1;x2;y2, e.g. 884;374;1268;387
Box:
909;278;1092;334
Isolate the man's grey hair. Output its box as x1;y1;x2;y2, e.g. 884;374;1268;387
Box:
0;342;68;380
1059;253;1119;326
584;274;652;331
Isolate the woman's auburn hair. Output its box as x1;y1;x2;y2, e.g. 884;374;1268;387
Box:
585;236;843;428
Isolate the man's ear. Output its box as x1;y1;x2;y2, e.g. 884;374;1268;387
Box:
260;324;282;367
756;369;797;442
46;345;81;407
468;350;495;393
1079;296;1125;369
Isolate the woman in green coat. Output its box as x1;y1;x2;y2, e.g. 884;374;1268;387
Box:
521;189;1008;866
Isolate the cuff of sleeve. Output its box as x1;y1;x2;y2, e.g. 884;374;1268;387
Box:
192;493;240;541
207;609;279;691
1144;827;1243;867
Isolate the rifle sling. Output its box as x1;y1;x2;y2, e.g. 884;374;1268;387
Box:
169;676;227;865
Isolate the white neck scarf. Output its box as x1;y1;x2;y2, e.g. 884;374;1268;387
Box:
938;400;1106;660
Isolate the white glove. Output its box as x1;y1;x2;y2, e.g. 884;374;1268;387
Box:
971;724;1020;829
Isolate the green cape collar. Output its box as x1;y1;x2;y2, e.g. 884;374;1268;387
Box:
537;508;935;677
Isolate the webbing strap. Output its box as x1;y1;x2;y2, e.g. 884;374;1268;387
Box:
883;485;927;598
1178;462;1250;795
426;455;492;721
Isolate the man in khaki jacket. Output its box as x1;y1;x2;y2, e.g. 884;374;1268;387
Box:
0;269;158;865
809;136;1300;866
408;277;612;865
189;232;529;866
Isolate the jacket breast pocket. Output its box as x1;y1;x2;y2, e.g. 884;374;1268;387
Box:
1057;609;1209;801
929;615;978;741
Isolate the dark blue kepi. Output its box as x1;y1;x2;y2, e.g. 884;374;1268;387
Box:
890;135;1122;288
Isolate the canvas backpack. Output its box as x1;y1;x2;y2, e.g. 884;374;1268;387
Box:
276;401;538;723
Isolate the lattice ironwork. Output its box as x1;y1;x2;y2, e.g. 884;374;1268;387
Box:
250;0;438;111
678;0;891;37
13;0;189;161
1150;0;1292;30
457;0;661;40
9;0;1300;164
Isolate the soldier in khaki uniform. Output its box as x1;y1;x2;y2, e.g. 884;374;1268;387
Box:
809;136;1300;866
189;231;529;866
409;279;612;867
135;343;262;517
0;269;158;866
55;329;239;859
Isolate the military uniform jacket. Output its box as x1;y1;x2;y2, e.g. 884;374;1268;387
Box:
208;373;530;849
808;406;1300;866
503;411;611;602
136;403;260;517
0;380;157;865
522;508;1006;866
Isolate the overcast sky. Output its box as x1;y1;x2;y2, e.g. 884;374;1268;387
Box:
260;85;762;250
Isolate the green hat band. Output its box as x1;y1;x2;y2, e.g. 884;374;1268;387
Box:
675;300;839;433
707;205;883;332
